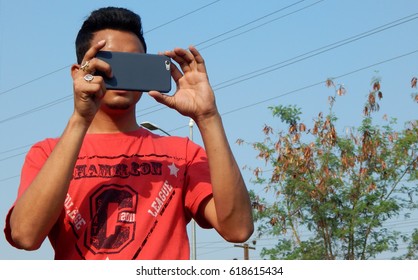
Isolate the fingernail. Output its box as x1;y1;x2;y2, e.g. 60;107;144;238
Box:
98;40;106;45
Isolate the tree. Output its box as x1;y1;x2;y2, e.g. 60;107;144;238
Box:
395;228;418;260
239;77;418;260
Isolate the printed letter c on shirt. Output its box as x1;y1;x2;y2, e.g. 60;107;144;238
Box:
85;184;138;254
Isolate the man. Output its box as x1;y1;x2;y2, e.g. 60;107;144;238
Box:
4;7;253;259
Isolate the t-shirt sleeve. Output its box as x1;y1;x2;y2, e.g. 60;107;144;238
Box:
184;140;213;229
4;140;53;247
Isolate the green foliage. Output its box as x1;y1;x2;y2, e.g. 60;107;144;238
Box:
245;78;418;259
269;105;301;126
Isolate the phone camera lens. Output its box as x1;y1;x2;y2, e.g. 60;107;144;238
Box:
165;60;170;70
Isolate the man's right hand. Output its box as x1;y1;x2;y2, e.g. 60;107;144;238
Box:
71;40;112;124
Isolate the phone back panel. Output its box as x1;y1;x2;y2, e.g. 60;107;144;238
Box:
96;51;172;93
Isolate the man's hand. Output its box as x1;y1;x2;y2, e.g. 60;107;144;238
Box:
71;40;112;124
148;46;218;124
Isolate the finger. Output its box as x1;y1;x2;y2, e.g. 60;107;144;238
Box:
88;57;113;78
173;47;194;64
148;91;175;109
78;40;107;75
81;40;106;63
189;46;206;70
165;49;192;73
189;46;209;81
74;83;100;101
169;62;184;84
77;74;103;86
94;75;107;98
78;57;113;81
75;75;105;97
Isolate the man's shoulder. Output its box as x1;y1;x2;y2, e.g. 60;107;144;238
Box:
30;137;60;152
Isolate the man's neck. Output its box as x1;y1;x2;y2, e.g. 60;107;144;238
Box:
87;110;140;134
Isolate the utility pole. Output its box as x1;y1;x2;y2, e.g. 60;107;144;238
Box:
234;243;255;260
141;119;198;260
189;118;197;260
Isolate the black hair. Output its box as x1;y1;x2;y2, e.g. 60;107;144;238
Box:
75;7;147;63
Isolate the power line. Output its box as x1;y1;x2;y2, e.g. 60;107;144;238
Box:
3;6;416;125
0;1;221;97
0;48;416;165
211;12;418;91
1;7;417;156
0;0;321;122
218;49;418;118
0;95;72;125
196;218;418;259
0;175;19;183
0;143;32;155
250;219;418;246
197;0;325;50
0;151;27;162
0;0;320;122
136;12;418;118
165;48;418;134
0;65;70;97
194;0;309;48
145;0;221;33
196;245;237;258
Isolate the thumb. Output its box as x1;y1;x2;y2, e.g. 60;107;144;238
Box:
148;91;175;108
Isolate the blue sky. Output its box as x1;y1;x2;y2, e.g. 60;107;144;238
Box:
0;0;417;260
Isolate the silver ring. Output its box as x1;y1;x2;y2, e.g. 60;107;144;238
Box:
80;60;90;72
83;74;94;82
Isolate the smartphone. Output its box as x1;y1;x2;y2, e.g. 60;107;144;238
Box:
95;51;172;93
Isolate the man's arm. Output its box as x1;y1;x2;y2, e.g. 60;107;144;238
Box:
196;113;254;242
149;46;254;242
9;40;109;250
10;116;89;249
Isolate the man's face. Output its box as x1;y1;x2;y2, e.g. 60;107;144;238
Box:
90;29;145;112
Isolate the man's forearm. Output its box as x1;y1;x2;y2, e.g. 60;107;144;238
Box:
196;113;254;242
10;115;89;250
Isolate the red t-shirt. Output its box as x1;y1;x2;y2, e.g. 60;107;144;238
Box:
4;128;213;259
